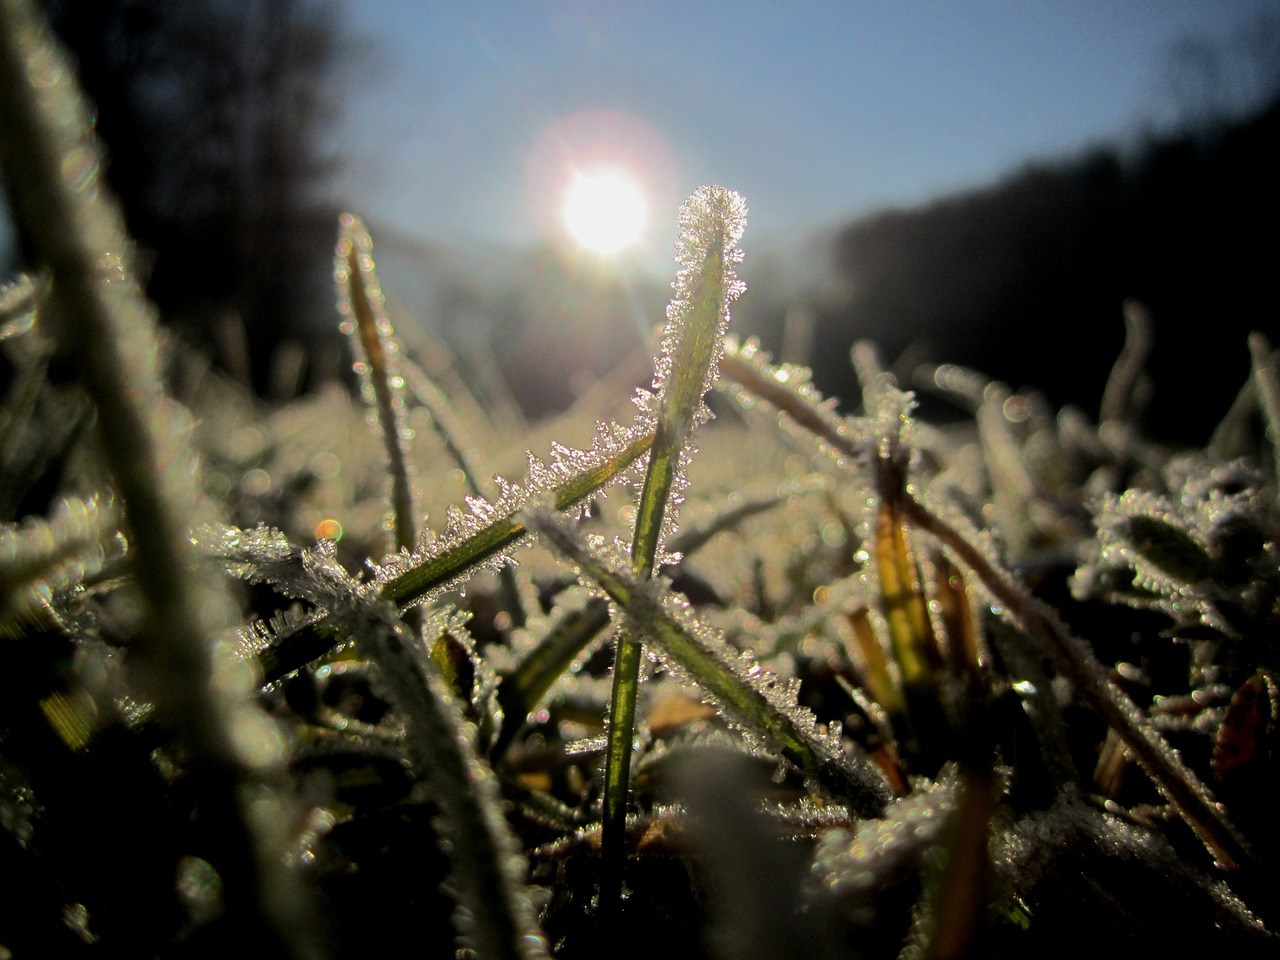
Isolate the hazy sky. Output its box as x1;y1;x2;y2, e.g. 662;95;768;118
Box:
335;0;1275;267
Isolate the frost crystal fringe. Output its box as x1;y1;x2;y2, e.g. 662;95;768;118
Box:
376;418;654;609
0;494;121;632
631;185;747;571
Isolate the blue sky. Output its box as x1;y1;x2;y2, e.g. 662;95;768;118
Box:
334;0;1276;267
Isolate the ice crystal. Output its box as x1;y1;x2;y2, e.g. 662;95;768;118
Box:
233;605;322;663
0;494;121;623
194;522;304;595
807;775;956;903
648;185;747;414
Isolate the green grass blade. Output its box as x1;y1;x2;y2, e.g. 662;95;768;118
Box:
603;186;747;906
490;595;611;756
630;186;747;577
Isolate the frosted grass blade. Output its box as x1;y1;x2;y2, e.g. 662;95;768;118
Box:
335;213;419;553
379;422;654;609
630;186;747;575
1099;299;1154;426
0;494;121;635
720;336;866;464
902;496;1252;871
602;186;746;906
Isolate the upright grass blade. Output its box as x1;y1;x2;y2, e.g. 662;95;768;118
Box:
629;187;747;576
335;213;419;553
872;449;956;772
602;186;746;907
0;2;315;953
872;459;937;708
1099;299;1154;426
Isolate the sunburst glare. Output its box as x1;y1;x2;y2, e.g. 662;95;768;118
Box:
526;108;678;265
561;168;648;256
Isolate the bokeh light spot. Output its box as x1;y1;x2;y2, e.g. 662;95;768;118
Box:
314;518;344;541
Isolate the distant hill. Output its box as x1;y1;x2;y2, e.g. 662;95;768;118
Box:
790;94;1280;441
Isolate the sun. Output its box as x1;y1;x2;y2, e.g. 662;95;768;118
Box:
560;168;648;256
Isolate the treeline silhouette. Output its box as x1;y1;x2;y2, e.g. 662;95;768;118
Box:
37;0;344;394
804;94;1279;441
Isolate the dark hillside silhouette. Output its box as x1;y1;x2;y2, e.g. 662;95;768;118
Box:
813;93;1279;441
